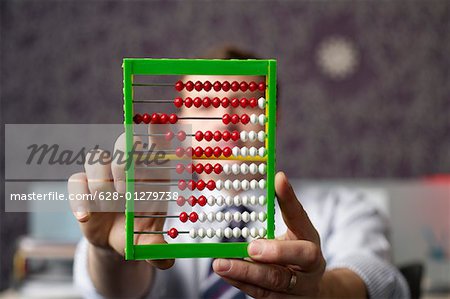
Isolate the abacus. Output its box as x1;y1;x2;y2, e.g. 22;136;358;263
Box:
123;58;277;260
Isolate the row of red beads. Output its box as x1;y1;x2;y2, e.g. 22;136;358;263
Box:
175;146;232;158
175;80;265;92
164;130;240;142
134;113;178;124
176;163;222;174
174;97;259;108
178;179;216;191
176;195;207;207
179;211;198;223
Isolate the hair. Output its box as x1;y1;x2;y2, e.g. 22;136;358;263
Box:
199;45;260;60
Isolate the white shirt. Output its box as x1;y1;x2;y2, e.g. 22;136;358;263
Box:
74;184;410;298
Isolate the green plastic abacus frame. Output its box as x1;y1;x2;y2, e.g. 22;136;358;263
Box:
123;58;277;260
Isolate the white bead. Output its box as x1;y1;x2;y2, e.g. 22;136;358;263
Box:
259;179;266;189
257;131;266;142
250;114;257;124
189;228;197;238
242;195;249;205
250;227;258;238
258;212;267;222
207;195;216;206
240;147;248;157
250;195;257;205
258;114;266;125
258;195;266;205
258;97;266;109
249;147;257;157
240;131;248;142
248;131;257;141
259;228;267;237
224;227;232;238
250;211;257;222
198;212;207;222
225;196;233;206
242;227;249;238
233;195;242;206
234;179;242;191
216;180;223;190
258;163;266;174
223;164;231;175
240;163;249;174
216;211;224;222
198;228;206;238
258;147;266;157
233;211;242;222
216;195;224;206
224;180;232;190
249;163;258;174
232;146;240;157
216;228;224;238
224;211;232;222
207;228;215;238
233;227;241;238
231;163;240;175
207;212;215;222
242;211;250;223
241;179;250;191
250;179;258;190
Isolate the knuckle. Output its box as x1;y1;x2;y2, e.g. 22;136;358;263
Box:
305;243;321;266
269;242;282;260
255;287;272;299
267;267;286;290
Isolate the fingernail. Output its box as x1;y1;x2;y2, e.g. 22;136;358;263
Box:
248;240;264;257
75;211;89;221
214;259;231;273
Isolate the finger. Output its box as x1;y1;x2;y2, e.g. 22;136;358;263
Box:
275;172;318;241
111;133;136;194
221;277;299;299
68;172;91;222
247;239;323;271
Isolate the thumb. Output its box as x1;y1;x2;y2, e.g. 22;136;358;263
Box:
275;172;319;242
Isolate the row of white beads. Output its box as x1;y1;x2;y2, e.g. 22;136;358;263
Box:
206;195;267;206
240;131;266;142
189;227;267;239
216;179;266;191
231;146;266;157
249;114;266;125
223;163;266;175
198;211;267;223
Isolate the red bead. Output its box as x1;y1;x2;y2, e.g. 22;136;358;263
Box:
198;196;207;206
241;114;250;124
142;113;151;124
174;97;183;108
213;81;222;91
213;147;222;157
222;81;231;92
195;131;203;141
206;180;216;191
186;163;194;173
184;97;193;108
150;113;159;124
212;97;221;108
179;212;188;223
194;81;203;91
178;180;186;190
165;131;174;141
231;131;239;141
185;81;194;91
133;114;142;124
204;131;213;141
258;82;266;91
159;113;169;124
203;81;212;91
249;98;257;107
196;180;206;191
222;114;231;124
194;146;203;157
231;98;240;108
231;81;240;92
175;164;184;174
169;114;178;124
204;163;213;174
240;81;249;92
204;147;213;157
240;98;248;108
222;130;231;141
249;81;258;92
189;212;198;222
214;163;223;174
187;180;196;190
175;80;184;91
176;196;186;206
168;228;178;239
193;97;202;108
213;131;222;141
188;196;197;206
175;147;184;157
195;163;204;173
202;97;211;108
222;147;232;157
231;114;240;124
221;97;230;108
177;130;186;141
185;147;193;157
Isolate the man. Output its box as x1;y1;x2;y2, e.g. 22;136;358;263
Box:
70;48;409;298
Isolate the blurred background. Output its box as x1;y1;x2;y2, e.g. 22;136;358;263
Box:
1;0;449;298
